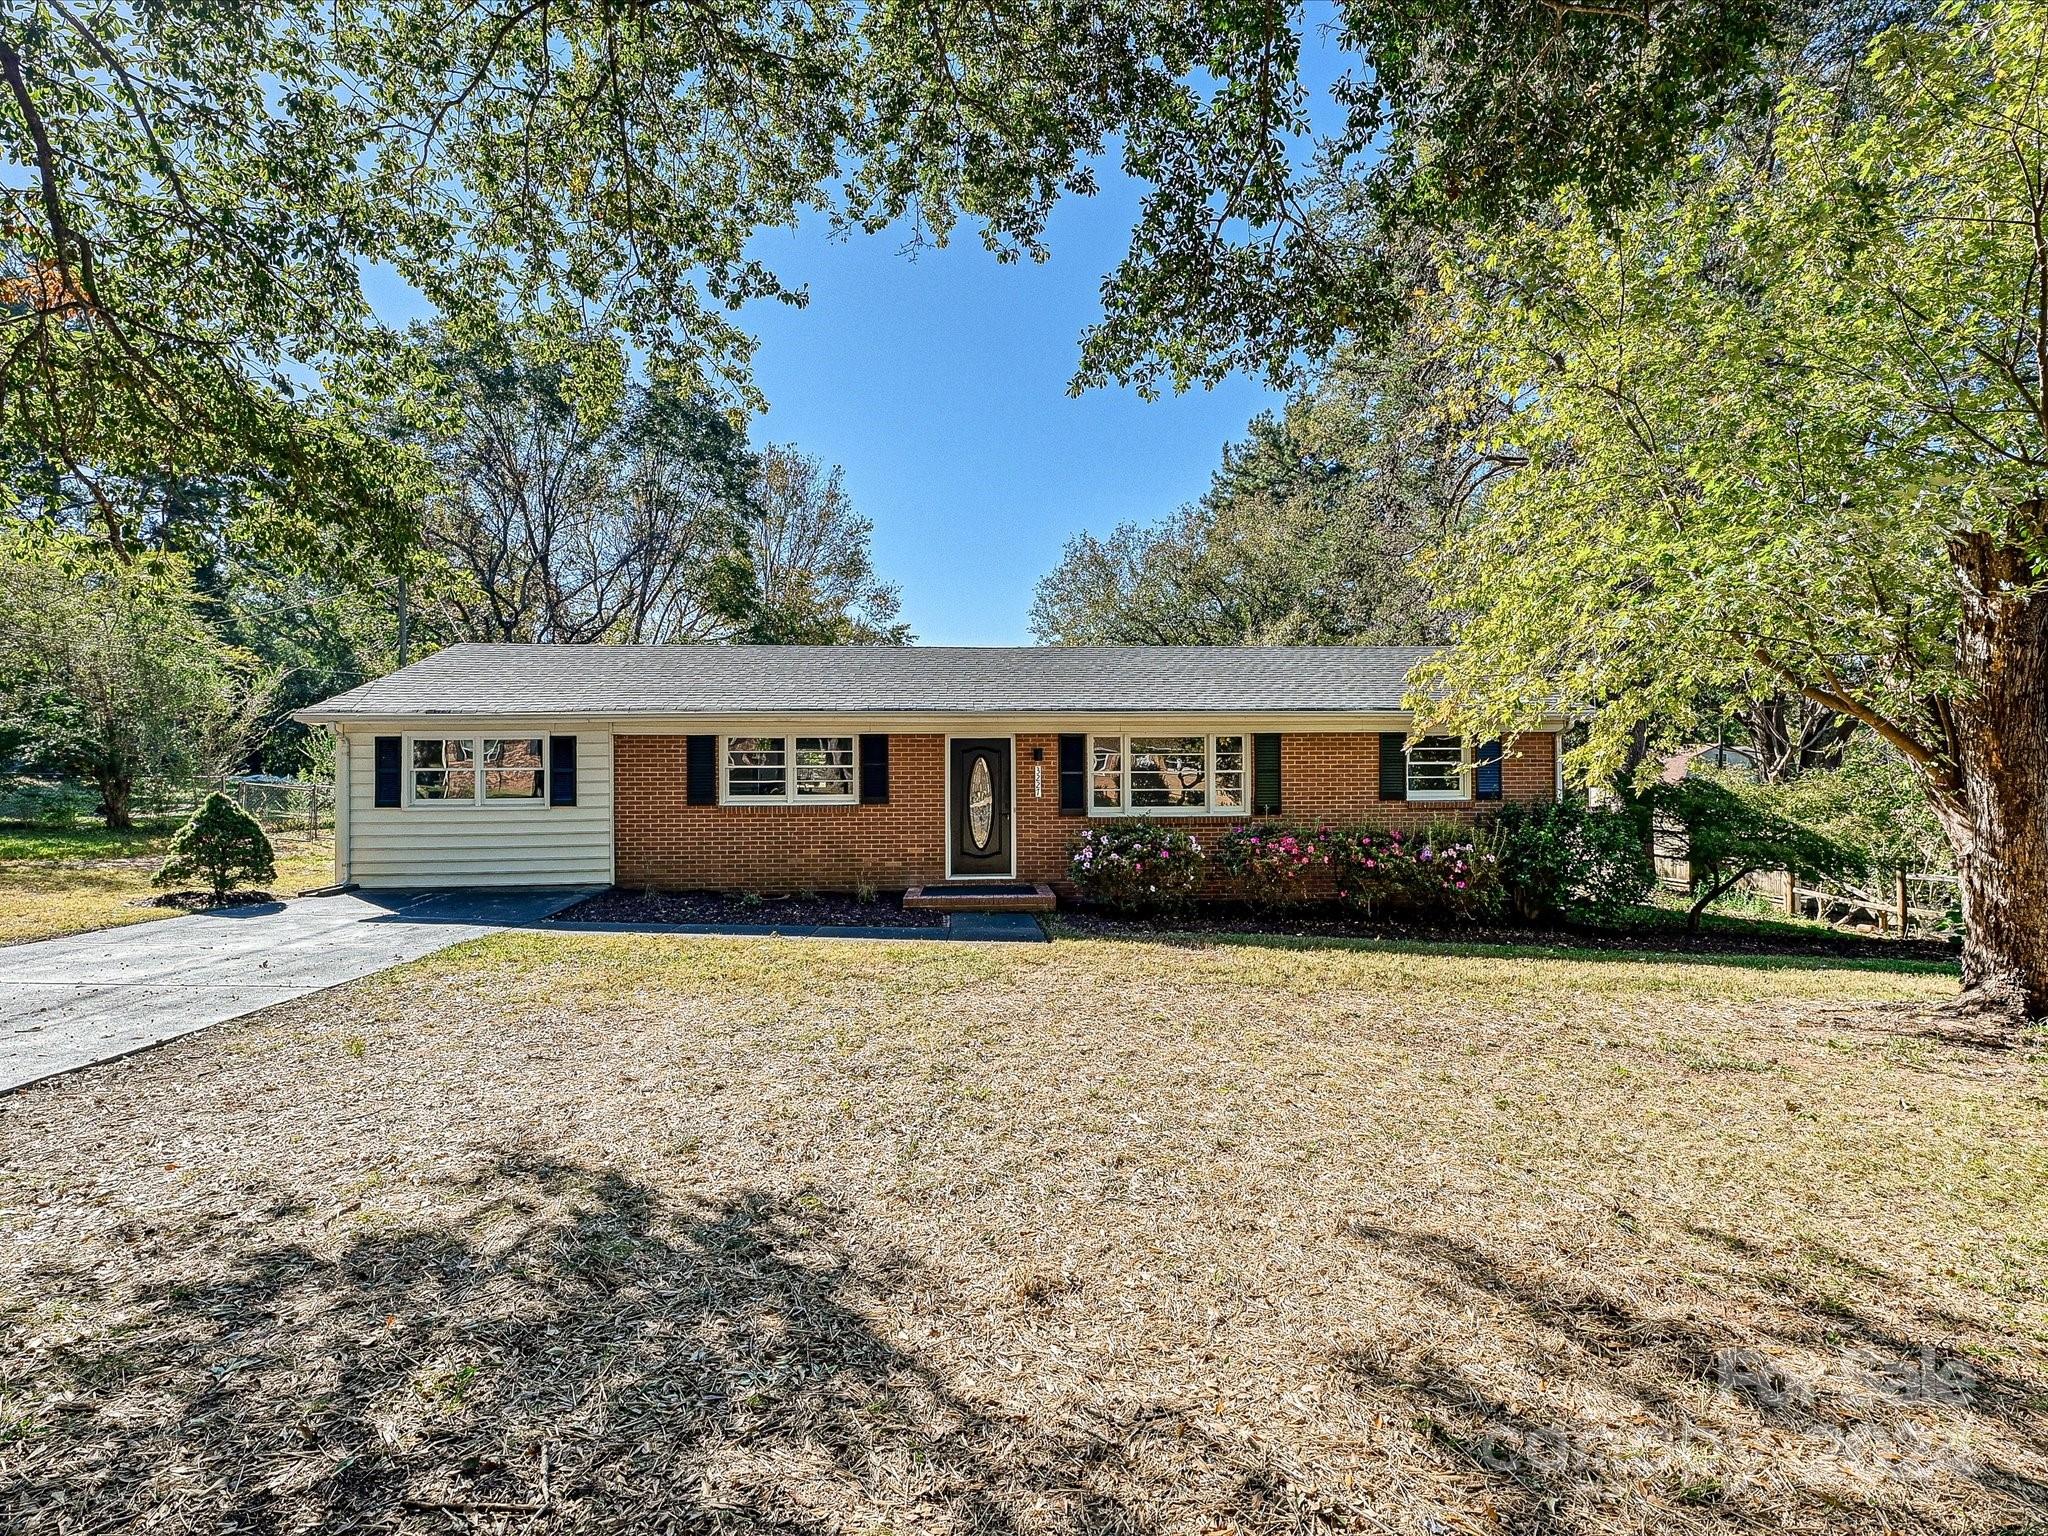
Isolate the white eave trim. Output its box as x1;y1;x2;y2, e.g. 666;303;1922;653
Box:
299;708;1572;734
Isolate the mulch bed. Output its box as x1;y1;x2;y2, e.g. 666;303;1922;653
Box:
144;889;280;912
557;888;947;929
1058;902;1962;962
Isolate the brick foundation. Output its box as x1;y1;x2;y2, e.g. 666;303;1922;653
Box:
613;730;1556;892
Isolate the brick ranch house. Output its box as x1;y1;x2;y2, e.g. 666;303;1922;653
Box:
294;644;1564;893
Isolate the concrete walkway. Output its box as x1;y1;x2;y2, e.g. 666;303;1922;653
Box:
0;888;588;1094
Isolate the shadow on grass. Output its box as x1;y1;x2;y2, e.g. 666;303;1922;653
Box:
4;1152;2040;1533
1047;919;1961;978
1332;1220;2048;1532
0;1151;1309;1534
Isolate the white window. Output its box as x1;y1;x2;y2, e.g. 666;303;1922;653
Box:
1406;735;1467;801
408;736;545;806
1087;733;1246;816
722;735;856;804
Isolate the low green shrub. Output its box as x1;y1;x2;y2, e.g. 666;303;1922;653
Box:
1068;820;1206;916
153;792;276;901
1209;822;1332;912
1485;798;1655;922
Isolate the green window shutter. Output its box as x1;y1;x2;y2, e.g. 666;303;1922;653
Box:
1252;733;1282;815
1378;732;1408;801
858;734;890;804
373;736;402;808
1058;734;1086;815
685;735;717;805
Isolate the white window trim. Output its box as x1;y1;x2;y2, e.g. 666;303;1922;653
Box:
401;732;549;809
718;733;859;806
1406;735;1471;803
1085;731;1249;818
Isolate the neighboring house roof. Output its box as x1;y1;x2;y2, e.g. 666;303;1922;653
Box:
295;643;1446;721
1658;744;1759;784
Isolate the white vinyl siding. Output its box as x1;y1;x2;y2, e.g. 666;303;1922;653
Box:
342;725;613;888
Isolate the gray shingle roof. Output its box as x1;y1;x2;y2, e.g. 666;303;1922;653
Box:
296;643;1441;721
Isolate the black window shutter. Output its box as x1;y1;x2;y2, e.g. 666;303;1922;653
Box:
373;735;402;808
1252;733;1282;816
1057;734;1085;815
859;734;890;804
686;734;717;805
549;735;578;806
1475;738;1504;802
1378;732;1409;801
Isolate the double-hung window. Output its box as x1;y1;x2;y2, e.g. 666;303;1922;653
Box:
1088;733;1245;816
409;736;545;805
722;735;856;804
1406;735;1467;801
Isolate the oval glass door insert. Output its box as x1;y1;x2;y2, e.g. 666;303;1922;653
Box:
967;757;995;850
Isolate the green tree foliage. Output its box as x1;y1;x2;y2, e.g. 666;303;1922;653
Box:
0;526;272;826
153;791;276;901
1646;774;1860;930
3;0;1785;547
1766;737;1952;879
1410;0;2048;1010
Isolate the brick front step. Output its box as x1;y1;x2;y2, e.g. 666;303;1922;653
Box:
903;882;1057;913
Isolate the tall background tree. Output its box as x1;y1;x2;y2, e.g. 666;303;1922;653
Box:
1033;307;1515;644
383;318;760;646
742;446;908;644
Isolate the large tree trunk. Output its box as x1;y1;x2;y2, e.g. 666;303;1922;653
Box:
97;773;133;831
1937;533;2048;1018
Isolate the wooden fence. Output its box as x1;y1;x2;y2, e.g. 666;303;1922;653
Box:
1651;811;1957;938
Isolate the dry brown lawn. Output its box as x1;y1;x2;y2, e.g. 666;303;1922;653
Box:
0;931;2041;1535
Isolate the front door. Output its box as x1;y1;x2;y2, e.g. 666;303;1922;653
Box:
948;738;1012;878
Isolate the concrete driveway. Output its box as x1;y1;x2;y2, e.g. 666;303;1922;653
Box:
0;888;589;1094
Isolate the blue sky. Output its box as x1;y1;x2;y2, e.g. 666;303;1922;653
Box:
741;186;1279;645
359;38;1354;645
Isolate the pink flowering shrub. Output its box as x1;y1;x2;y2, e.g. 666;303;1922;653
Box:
1068;820;1206;916
1327;820;1504;920
1211;822;1333;912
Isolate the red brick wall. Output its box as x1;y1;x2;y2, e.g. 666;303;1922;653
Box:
1276;731;1555;827
613;730;1556;892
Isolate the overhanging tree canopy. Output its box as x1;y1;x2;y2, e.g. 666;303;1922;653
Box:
3;0;1787;554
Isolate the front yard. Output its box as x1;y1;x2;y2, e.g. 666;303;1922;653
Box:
0;823;335;946
1;933;2040;1534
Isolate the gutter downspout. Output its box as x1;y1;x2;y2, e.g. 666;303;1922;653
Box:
333;726;352;887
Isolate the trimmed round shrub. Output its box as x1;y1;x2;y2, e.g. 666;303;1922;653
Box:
154;791;277;902
1068;820;1206;917
1211;822;1332;912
